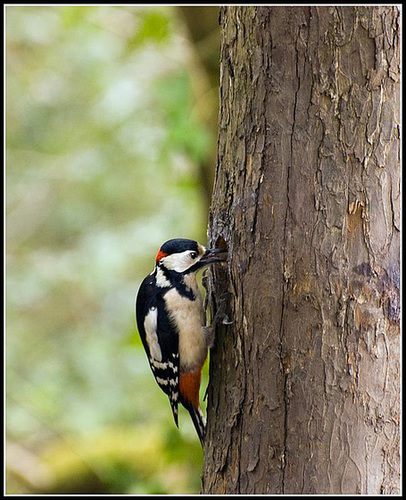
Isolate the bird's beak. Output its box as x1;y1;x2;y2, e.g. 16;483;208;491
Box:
199;248;228;265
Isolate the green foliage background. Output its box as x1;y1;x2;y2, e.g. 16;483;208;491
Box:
6;5;218;494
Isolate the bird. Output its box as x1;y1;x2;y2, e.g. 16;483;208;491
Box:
135;238;227;444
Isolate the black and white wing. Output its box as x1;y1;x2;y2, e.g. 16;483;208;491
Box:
135;272;180;425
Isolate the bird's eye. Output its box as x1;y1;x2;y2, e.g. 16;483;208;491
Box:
190;251;197;259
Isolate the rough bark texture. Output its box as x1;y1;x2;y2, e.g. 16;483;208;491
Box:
202;6;400;495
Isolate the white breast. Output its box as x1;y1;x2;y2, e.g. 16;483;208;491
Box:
164;275;207;372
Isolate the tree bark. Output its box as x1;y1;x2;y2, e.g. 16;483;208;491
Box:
202;6;400;495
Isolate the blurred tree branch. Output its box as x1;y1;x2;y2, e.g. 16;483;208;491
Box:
178;7;220;210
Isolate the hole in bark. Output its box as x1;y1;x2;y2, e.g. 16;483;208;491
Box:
215;235;228;252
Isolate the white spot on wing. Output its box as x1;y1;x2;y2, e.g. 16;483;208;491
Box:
168;361;178;373
144;307;162;361
150;359;168;370
156;377;168;386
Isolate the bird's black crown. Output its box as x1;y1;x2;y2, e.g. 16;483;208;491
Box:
159;238;199;255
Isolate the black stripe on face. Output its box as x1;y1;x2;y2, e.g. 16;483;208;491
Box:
156;265;196;301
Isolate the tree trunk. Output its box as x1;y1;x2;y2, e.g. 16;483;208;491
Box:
202;6;400;495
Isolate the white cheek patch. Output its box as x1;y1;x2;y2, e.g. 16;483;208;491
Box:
161;250;197;273
144;307;162;361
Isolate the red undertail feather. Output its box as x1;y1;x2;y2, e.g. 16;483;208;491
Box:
179;369;206;444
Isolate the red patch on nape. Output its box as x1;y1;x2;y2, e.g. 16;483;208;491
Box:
155;250;168;263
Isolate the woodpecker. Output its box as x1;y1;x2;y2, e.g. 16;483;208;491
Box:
135;238;227;444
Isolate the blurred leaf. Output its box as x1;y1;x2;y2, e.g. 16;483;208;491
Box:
128;9;171;50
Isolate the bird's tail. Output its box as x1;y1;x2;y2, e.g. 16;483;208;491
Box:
170;399;179;428
188;405;206;445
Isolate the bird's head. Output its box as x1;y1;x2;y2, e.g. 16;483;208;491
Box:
155;238;227;274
